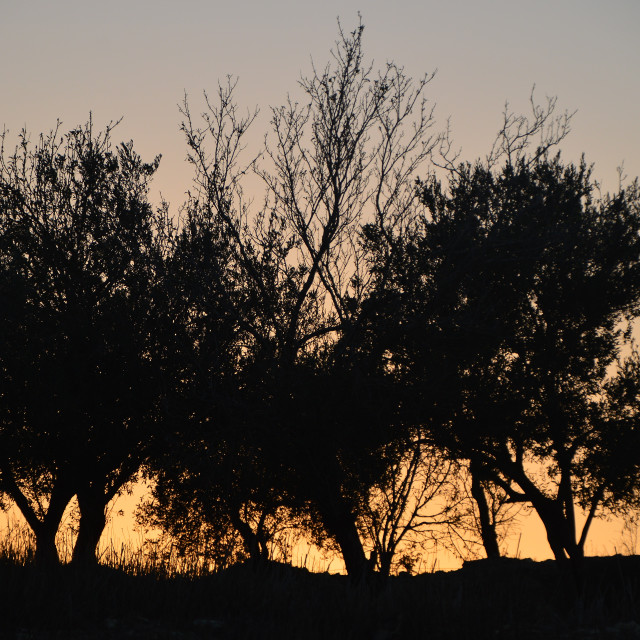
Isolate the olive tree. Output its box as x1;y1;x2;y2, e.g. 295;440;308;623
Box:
0;119;169;565
156;20;438;580
389;144;640;569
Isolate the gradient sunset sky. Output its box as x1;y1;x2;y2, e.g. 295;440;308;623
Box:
2;0;639;565
2;0;639;207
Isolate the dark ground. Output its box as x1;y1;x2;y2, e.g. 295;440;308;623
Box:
1;556;639;639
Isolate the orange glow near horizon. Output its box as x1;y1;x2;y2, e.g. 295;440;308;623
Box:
1;483;636;574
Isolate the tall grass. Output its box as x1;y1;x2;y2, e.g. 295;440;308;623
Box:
0;508;337;578
0;512;35;565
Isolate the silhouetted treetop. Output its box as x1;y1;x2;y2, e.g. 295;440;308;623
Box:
0;118;170;565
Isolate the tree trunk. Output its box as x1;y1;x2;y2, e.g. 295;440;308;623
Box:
318;499;368;581
544;523;569;562
0;466;73;568
33;483;74;568
230;513;269;568
72;492;107;566
34;522;61;568
505;458;586;587
529;494;586;588
470;471;501;559
378;550;393;578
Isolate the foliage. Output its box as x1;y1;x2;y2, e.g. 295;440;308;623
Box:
378;148;640;563
148;19;441;580
0;118;169;564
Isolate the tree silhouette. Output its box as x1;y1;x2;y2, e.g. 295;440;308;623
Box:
391;150;640;570
0;120;169;565
148;20;438;580
356;435;459;577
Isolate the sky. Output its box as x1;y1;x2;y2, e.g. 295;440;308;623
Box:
1;0;639;567
2;0;639;207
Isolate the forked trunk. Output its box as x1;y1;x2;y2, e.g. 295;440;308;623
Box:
532;496;586;588
31;483;74;569
231;513;270;568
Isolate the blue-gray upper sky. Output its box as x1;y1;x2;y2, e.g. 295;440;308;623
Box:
2;0;638;206
2;0;638;562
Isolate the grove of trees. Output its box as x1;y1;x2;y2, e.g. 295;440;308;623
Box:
1;22;639;580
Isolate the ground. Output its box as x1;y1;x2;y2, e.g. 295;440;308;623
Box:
0;556;638;639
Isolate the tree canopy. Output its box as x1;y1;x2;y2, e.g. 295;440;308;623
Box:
0;119;170;565
363;149;640;566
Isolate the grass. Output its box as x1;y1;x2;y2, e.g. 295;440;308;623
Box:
0;524;639;639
